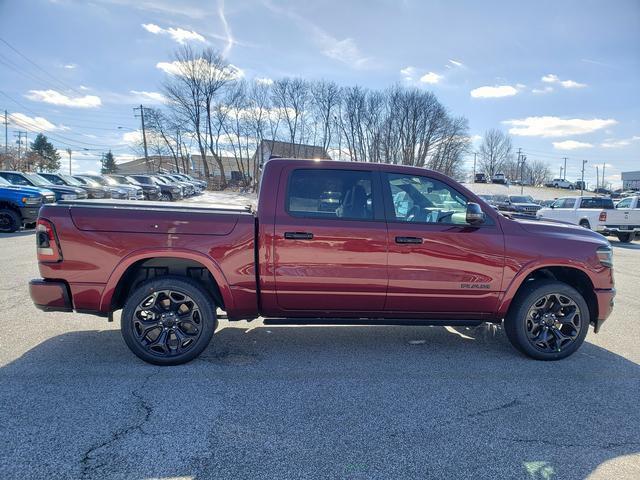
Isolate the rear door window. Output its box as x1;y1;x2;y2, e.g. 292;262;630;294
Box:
287;169;374;221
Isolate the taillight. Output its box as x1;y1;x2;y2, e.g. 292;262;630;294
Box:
36;218;62;262
599;211;607;222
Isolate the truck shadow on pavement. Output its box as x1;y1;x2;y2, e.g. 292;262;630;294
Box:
1;324;639;480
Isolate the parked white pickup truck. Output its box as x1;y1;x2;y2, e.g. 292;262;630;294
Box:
536;196;613;228
595;195;640;242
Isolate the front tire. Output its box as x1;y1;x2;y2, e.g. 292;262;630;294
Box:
121;276;217;365
617;232;635;243
160;192;172;201
504;280;590;360
0;208;21;233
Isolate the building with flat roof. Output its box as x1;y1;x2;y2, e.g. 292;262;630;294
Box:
622;171;640;189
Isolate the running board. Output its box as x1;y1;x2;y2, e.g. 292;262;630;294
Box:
262;318;485;327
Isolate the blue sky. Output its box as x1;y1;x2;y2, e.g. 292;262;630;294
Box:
1;0;638;187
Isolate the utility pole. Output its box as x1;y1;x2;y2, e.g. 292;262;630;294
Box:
66;148;72;175
562;157;568;181
473;152;477;181
133;104;149;168
595;166;599;190
520;155;526;194
3;110;7;154
581;160;588;195
559;166;563;179
602;163;606;190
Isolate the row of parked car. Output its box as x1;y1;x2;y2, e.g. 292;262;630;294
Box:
477;193;640;242
0;170;206;233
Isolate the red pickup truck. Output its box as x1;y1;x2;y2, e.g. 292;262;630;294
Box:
29;159;615;365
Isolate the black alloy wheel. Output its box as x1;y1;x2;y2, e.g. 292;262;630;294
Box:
504;280;590;360
524;293;581;353
121;276;216;365
0;209;21;233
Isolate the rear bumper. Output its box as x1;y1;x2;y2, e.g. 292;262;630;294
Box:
593;288;616;332
29;279;72;312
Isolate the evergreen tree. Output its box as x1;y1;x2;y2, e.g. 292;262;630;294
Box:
101;150;118;173
30;133;61;172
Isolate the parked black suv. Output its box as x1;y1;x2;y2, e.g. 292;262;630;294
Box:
129;174;183;201
108;175;160;200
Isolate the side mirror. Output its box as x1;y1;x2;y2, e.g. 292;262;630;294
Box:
466;202;485;225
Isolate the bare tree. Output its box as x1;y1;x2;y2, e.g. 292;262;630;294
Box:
529;159;551;186
478;129;512;177
271;78;310;157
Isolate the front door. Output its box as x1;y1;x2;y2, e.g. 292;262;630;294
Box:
272;166;388;312
382;172;504;318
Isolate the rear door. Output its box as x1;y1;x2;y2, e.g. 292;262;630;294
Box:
272;165;388;312
382;172;504;318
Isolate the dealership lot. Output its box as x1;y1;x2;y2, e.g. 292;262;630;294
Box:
0;227;639;479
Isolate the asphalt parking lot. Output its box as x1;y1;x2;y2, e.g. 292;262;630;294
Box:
0;230;639;480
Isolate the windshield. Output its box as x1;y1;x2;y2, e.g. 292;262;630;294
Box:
0;176;12;186
494;195;509;202
153;176;170;185
60;174;83;186
509;196;534;203
124;176;142;185
24;173;54;187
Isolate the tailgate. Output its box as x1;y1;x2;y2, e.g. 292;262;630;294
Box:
70;205;239;235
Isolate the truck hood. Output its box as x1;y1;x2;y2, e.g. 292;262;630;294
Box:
511;217;610;246
2;185;56;196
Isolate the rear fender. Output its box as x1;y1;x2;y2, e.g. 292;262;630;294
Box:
100;248;233;313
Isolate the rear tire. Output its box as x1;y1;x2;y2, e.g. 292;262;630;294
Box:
121;275;217;365
579;220;591;229
160;192;172;202
617;232;635;243
504;280;590;360
0;208;21;233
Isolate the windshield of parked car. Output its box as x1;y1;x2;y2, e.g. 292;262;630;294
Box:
59;174;83;186
0;176;12;186
494;195;509;202
23;173;54;187
83;176;108;186
509;196;534;203
124;176;142;185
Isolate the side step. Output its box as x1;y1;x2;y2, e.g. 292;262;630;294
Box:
262;318;485;327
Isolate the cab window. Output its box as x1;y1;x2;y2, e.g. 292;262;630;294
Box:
287;169;374;221
386;173;469;224
616;198;632;209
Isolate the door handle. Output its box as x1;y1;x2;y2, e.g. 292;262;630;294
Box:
395;236;423;244
284;231;314;240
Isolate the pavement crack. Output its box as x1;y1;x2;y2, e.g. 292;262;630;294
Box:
79;368;160;478
467;398;522;418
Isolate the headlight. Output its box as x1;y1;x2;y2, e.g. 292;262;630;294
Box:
22;196;43;206
61;194;78;200
171;187;180;192
597;246;613;268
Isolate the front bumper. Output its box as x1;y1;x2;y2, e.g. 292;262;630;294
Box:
29;279;72;312
19;206;40;224
593;288;616;332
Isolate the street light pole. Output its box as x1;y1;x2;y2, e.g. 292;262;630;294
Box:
66;148;72;175
581;160;588;195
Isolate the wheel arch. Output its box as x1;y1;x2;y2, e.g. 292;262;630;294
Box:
498;265;598;324
101;250;233;313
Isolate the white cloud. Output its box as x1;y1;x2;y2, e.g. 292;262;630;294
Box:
601;136;640;148
541;74;587;89
400;66;416;82
141;23;206;44
63;63;76;69
156;59;244;80
8;112;66;132
504;116;617;137
25;89;102;108
560;79;587;89
532;86;554;94
552;140;594;150
420;72;443;84
130;90;166;103
448;59;463;67
255;77;274;85
122;130;142;144
320;37;370;68
470;85;519;98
